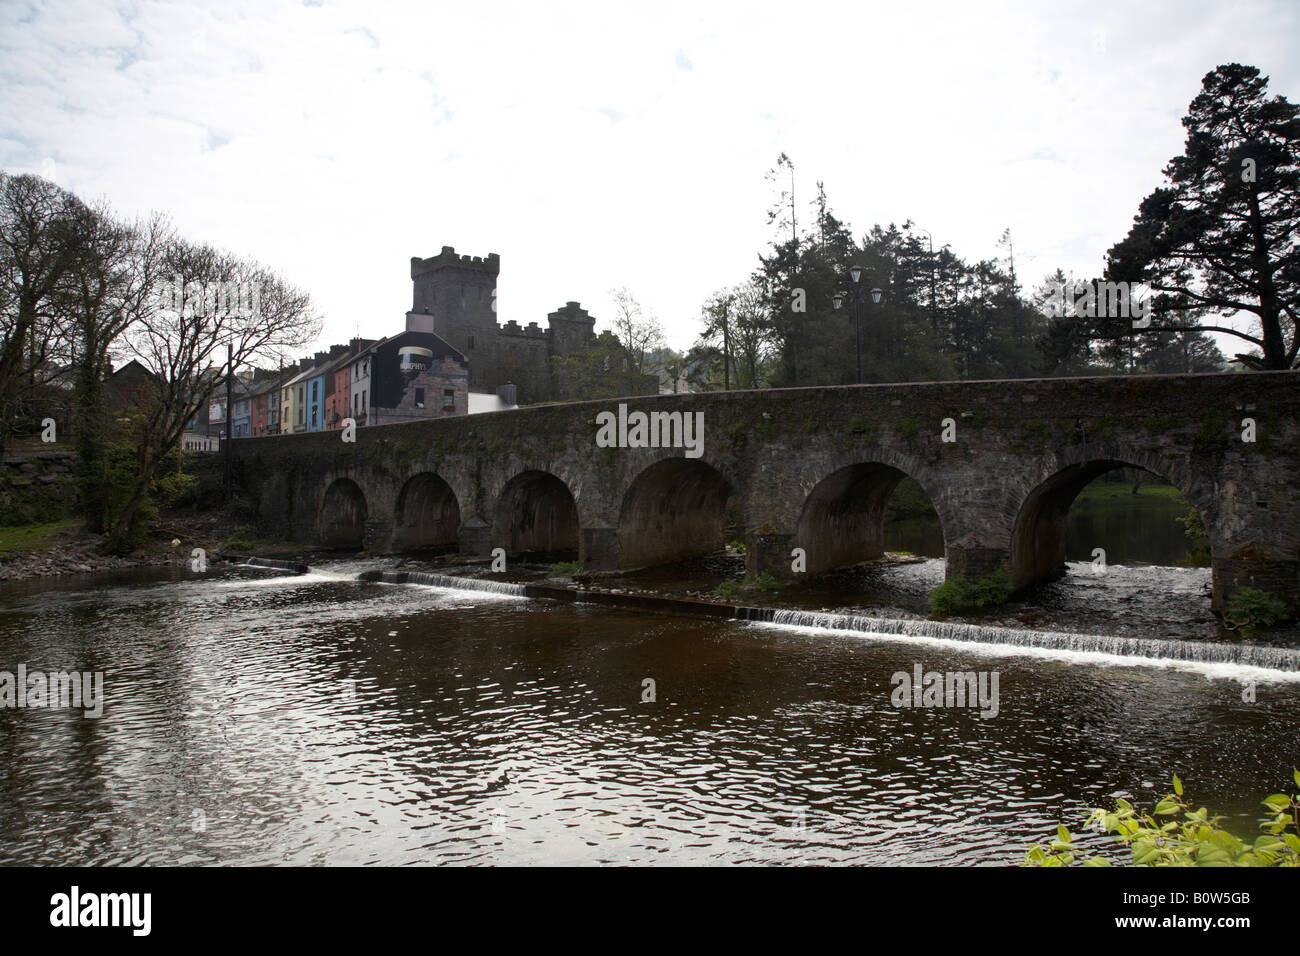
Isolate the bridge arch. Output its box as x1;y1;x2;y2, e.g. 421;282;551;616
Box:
392;472;461;552
794;459;949;576
617;457;739;569
1008;445;1216;593
319;477;368;550
496;470;580;557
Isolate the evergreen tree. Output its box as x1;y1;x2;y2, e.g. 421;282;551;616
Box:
1105;64;1299;370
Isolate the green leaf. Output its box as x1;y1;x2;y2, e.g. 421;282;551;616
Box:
1057;824;1071;844
1262;794;1290;812
1172;774;1183;796
1133;841;1160;865
1293;768;1299;792
1154;799;1179;815
1083;857;1111;867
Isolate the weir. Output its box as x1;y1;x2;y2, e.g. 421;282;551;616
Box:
337;565;1300;674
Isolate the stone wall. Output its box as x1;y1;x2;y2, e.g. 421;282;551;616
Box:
0;453;79;525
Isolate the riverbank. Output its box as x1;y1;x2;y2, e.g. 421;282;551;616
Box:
0;513;236;581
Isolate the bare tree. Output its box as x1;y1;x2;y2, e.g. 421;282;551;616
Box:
107;238;320;552
608;287;664;376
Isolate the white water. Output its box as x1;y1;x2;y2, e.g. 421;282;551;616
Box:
746;607;1300;680
238;557;308;573
375;570;529;598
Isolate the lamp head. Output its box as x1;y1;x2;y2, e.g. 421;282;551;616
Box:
849;264;863;284
832;293;844;310
870;288;883;305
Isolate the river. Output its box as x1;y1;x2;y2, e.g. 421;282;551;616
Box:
1;559;1297;866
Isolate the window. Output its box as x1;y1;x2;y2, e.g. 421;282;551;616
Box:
443;388;455;411
414;387;425;408
468;334;475;350
123;386;143;407
312;382;318;401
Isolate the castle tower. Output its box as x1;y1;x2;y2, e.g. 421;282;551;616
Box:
547;301;596;356
410;246;501;390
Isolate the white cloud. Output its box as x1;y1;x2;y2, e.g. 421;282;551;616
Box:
1;0;1296;355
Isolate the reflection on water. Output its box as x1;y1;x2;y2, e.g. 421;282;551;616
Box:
1;563;1296;866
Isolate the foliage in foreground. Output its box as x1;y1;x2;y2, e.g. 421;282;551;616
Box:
1023;772;1300;867
930;569;1011;617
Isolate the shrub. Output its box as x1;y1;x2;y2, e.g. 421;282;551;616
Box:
1224;587;1290;635
745;570;781;594
221;524;261;553
726;539;746;554
1023;772;1300;867
713;577;742;601
548;561;581;577
930;569;1011;617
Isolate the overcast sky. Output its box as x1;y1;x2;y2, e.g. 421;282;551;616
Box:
2;0;1297;356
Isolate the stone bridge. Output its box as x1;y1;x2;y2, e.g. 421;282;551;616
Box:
229;371;1300;612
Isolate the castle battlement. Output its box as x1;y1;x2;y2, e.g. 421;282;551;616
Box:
410;245;501;279
500;320;549;340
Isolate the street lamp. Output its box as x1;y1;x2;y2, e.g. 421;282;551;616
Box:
832;267;883;384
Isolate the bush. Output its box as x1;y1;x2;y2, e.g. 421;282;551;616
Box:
153;470;199;509
221;524;261;553
726;539;746;554
713;577;742;601
930;569;1011;617
548;561;581;577
1224;587;1290;635
746;570;781;593
1023;772;1300;867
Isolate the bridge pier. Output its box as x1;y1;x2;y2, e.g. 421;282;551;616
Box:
458;522;493;559
363;516;393;553
1214;554;1300;615
948;541;1013;583
581;527;618;572
747;529;796;582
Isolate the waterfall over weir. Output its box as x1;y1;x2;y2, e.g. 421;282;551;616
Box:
236;557;311;574
360;570;529;596
737;606;1300;673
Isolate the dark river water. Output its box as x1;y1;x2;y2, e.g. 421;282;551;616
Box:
1;560;1297;866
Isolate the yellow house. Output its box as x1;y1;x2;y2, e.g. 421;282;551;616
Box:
281;366;313;434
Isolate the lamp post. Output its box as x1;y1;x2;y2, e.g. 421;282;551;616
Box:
832;265;883;384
